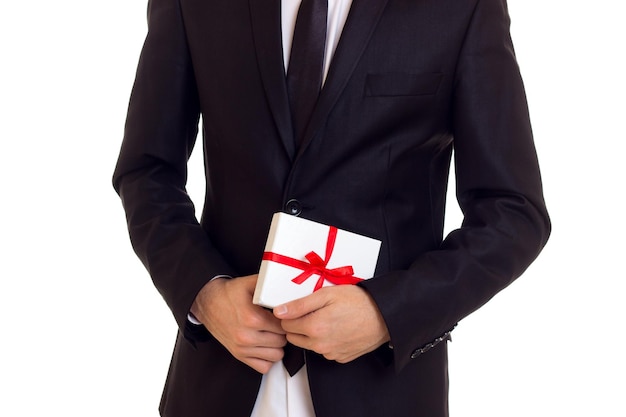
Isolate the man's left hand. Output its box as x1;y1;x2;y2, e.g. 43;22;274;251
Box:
273;285;390;363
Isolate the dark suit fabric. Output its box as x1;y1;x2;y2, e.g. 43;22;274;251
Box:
113;0;550;415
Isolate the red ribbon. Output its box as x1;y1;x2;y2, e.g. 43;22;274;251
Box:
262;226;364;292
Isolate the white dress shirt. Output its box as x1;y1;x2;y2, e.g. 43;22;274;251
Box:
250;1;353;416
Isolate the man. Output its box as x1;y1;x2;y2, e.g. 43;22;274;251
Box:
113;0;550;415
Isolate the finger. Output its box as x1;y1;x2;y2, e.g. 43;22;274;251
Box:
279;311;322;336
258;308;287;334
273;288;329;320
241;274;260;291
235;345;285;373
241;346;285;362
285;332;312;350
279;300;331;337
244;357;279;375
326;350;360;363
230;327;287;350
255;331;288;348
241;346;285;373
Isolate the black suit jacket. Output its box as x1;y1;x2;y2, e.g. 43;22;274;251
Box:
113;0;550;415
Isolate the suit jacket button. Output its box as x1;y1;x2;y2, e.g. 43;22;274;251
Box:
285;199;302;216
410;350;420;359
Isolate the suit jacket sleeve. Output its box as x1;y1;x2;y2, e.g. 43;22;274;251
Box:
112;0;236;343
360;0;551;373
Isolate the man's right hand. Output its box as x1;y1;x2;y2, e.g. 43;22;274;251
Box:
190;274;287;374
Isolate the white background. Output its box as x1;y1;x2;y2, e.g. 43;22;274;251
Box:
0;0;624;415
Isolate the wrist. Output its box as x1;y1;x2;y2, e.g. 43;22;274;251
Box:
191;276;228;322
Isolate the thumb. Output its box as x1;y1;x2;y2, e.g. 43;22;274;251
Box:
273;290;327;319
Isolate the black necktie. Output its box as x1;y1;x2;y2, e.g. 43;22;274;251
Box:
282;342;306;376
282;0;327;376
287;0;328;145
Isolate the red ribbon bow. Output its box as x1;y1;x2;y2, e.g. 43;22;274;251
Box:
262;226;364;292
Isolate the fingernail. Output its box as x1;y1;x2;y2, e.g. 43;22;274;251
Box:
274;304;287;317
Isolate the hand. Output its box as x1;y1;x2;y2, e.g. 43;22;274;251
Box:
191;275;287;374
274;285;390;363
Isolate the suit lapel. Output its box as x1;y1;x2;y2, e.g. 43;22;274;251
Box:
249;0;296;159
249;0;390;160
296;0;390;157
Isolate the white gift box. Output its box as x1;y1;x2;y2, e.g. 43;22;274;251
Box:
253;212;381;308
